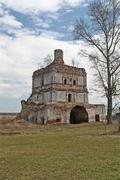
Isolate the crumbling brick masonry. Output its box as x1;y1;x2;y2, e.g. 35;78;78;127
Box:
19;49;106;124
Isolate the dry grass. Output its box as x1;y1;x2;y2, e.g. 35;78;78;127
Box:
0;114;119;136
0;115;16;122
0;115;38;135
0;118;120;180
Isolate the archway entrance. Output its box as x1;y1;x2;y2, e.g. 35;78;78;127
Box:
95;114;100;122
70;106;88;124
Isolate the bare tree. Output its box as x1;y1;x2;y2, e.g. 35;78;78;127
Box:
74;0;120;124
43;54;52;66
36;54;53;69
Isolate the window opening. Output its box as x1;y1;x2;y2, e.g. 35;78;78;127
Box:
64;79;67;84
73;80;76;85
68;94;72;102
56;118;60;122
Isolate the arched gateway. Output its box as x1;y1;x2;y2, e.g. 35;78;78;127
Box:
70;106;89;124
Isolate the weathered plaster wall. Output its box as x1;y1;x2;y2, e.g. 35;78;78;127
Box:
19;49;106;124
32;69;88;104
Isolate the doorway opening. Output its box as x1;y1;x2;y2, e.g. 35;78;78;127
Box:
70;106;88;124
95;114;100;122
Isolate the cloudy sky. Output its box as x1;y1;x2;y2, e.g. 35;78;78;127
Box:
0;0;105;112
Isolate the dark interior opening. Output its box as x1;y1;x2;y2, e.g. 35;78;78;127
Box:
95;114;100;122
64;79;67;84
68;94;72;102
41;116;45;125
70;106;88;124
73;80;76;85
56;118;60;122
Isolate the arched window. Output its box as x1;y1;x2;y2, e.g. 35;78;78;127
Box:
73;80;76;85
68;94;72;102
64;79;67;84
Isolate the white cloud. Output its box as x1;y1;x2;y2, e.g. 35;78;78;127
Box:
0;0;85;14
0;33;79;97
64;0;85;7
0;14;23;29
47;12;60;20
0;4;23;29
0;31;106;107
40;30;64;39
0;0;106;112
0;4;23;31
31;15;51;29
68;25;74;32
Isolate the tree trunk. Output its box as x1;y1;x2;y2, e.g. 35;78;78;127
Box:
118;120;120;132
107;96;112;124
106;55;112;124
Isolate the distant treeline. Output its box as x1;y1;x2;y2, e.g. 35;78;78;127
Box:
0;113;18;116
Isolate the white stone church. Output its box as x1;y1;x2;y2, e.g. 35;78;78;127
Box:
19;49;106;124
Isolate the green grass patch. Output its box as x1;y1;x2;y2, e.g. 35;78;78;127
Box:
0;123;120;180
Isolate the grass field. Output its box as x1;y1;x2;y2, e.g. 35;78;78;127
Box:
0;116;120;180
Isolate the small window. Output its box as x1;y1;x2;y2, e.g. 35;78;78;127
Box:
56;118;61;122
73;80;76;85
70;78;72;82
68;94;72;102
64;79;67;84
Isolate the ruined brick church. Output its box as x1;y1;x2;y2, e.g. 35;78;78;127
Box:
19;49;106;124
